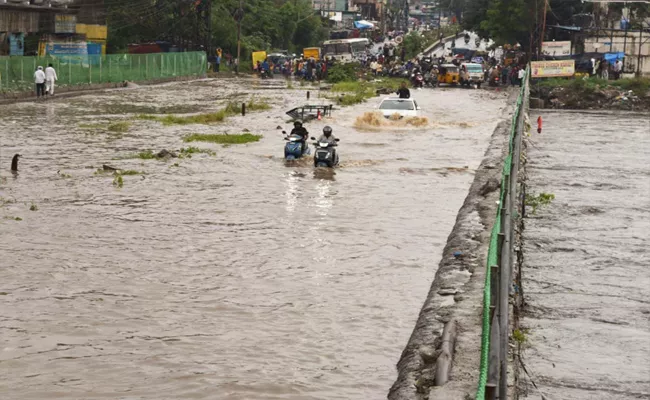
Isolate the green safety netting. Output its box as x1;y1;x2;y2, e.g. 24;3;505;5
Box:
0;51;207;93
475;67;528;400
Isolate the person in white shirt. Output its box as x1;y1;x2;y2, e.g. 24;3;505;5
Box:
45;63;58;95
518;67;525;87
614;59;623;80
34;66;46;98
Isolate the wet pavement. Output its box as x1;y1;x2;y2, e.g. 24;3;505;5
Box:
0;77;508;400
520;110;650;399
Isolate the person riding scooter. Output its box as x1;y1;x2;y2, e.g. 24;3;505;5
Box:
290;121;309;153
314;126;338;167
317;126;337;145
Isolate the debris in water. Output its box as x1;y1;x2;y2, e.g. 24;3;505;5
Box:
157;149;178;159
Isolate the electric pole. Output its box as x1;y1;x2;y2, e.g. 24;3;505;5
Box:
234;0;244;74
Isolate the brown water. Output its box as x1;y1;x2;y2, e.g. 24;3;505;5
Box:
0;78;508;400
521;110;650;400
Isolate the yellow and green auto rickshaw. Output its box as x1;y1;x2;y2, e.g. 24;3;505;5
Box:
437;64;460;85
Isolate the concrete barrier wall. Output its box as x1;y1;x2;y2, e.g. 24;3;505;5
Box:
389;90;521;400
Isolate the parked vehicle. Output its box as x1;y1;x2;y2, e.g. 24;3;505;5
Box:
377;97;421;119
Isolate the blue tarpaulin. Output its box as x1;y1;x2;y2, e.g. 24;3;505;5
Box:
604;52;624;62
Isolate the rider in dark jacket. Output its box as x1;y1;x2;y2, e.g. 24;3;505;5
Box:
290;121;309;152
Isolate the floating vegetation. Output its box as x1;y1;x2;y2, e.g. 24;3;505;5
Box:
29;202;38;212
113;174;124;188
118;170;144;176
57;171;72;178
179;146;216;158
525;192;555;215
107;121;131;133
183;133;262;144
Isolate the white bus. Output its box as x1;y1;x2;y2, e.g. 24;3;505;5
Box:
322;38;370;63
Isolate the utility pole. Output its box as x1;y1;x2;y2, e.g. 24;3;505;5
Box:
234;0;244;74
206;0;212;57
539;0;548;58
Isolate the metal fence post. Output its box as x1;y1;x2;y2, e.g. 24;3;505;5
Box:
89;59;92;84
99;56;102;83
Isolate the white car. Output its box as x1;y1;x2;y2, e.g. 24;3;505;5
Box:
377;97;421;118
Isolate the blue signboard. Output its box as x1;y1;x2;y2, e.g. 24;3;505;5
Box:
9;33;25;56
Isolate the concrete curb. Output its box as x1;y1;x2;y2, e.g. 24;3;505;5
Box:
389;91;519;400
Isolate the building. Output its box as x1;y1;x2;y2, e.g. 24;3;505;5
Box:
0;0;106;56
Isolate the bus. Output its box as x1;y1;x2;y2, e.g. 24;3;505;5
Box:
322;38;370;63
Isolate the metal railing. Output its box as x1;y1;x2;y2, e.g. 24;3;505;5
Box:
476;66;529;400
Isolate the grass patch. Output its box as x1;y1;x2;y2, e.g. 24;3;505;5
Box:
179;146;216;158
107;121;131;133
183;133;262;144
29;202;38;212
537;77;650;94
513;329;528;345
137;98;271;126
136;150;158;160
329;78;408;106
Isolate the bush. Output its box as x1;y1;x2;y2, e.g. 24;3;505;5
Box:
326;63;362;83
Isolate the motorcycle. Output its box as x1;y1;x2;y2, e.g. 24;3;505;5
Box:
259;68;272;79
311;137;339;168
412;72;424;88
489;76;500;87
283;131;309;160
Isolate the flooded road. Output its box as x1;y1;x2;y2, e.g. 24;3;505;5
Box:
521;111;650;399
0;78;508;400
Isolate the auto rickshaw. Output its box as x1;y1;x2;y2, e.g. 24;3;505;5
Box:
437;64;460;85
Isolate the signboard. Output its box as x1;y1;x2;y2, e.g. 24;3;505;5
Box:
9;33;25;56
531;60;575;78
541;41;571;57
55;15;77;33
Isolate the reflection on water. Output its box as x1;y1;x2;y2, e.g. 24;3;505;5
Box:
0;78;507;400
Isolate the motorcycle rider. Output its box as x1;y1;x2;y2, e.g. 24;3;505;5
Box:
396;82;411;98
317;126;337;144
317;126;338;160
290;121;309;153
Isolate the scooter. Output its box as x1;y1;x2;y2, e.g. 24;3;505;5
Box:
311;137;339;168
412;72;424;88
489;76;500;87
283;131;309;160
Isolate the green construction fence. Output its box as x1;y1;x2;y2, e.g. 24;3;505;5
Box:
0;51;207;93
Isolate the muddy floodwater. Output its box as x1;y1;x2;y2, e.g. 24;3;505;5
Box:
0;78;508;400
522;110;650;399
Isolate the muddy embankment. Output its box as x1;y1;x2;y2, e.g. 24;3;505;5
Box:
529;81;650;111
389;90;519;400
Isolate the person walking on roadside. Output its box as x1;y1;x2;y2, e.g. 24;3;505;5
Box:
614;59;623;80
45;63;57;95
34;66;46;98
518;66;525;87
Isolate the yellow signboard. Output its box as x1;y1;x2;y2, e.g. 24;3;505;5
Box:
531;60;575;78
252;51;267;69
303;47;320;61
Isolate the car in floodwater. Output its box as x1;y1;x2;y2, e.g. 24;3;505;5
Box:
377;97;421;119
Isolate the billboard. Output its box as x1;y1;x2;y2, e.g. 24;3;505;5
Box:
531;60;575;78
541;41;571;57
55;15;77;33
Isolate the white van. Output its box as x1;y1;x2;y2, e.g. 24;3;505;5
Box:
459;63;485;87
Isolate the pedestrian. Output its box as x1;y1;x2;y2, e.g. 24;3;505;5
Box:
614;59;623;80
45;63;57;95
34;66;46;98
215;48;222;72
518;66;525;87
